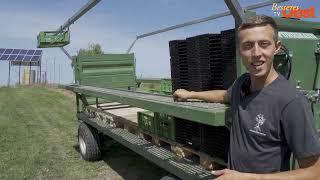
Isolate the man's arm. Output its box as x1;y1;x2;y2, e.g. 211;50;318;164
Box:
213;156;320;180
172;89;229;103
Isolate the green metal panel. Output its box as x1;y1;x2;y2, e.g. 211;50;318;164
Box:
312;103;320;131
316;52;320;89
274;18;320;35
66;85;229;126
75;53;136;89
154;113;175;141
37;31;70;48
280;37;319;90
160;79;172;95
138;111;156;133
74;54;136;103
245;11;320;35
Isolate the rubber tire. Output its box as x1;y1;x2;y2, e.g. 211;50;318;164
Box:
78;122;102;161
160;175;181;180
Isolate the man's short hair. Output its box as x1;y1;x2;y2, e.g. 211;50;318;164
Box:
238;15;279;41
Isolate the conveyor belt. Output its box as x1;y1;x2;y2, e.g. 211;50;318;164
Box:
66;84;230;126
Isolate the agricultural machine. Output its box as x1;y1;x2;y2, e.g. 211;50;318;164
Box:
38;0;320;179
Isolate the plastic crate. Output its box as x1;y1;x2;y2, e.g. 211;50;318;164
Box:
37;31;70;48
154;113;175;141
138;111;155;133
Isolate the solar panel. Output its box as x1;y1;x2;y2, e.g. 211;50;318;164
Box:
9;55;17;60
34;50;42;55
23;56;32;61
31;56;40;61
16;55;24;61
27;50;35;55
12;49;20;54
19;50;28;55
4;49;13;54
0;48;42;62
0;55;9;60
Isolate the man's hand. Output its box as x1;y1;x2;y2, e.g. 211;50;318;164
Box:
172;89;193;101
212;169;256;180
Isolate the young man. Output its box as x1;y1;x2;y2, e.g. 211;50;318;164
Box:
173;15;320;179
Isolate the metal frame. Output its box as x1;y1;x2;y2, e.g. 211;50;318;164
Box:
7;62;10;87
224;0;246;25
77;112;214;180
67;85;230;127
57;0;101;61
126;0;289;53
19;62;21;86
55;0;288;58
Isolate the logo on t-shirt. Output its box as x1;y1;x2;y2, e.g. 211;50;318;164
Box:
250;113;267;136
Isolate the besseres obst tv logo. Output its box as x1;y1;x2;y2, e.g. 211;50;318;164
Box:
271;0;317;18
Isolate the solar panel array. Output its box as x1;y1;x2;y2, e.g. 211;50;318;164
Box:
0;48;42;62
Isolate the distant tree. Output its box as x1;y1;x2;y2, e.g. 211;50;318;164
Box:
77;43;104;56
71;43;104;68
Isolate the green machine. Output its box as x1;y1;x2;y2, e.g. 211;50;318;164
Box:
66;17;320;180
58;0;320;179
274;17;320;130
277;18;320;131
37;30;70;48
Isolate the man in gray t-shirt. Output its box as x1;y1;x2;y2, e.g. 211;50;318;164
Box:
173;15;320;179
227;73;320;173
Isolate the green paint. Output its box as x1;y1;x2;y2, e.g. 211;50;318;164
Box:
74;53;136;89
37;31;70;48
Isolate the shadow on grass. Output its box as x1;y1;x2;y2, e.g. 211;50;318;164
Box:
73;135;168;180
73;144;81;153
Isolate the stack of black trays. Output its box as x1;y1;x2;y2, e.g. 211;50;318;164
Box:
208;34;224;89
187;34;217;91
169;29;237;92
221;29;237;89
200;125;230;163
169;40;189;92
175;118;202;150
169;29;236;162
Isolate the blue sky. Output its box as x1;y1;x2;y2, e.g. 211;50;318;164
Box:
0;0;319;85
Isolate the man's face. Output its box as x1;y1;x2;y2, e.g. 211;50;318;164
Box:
238;25;281;78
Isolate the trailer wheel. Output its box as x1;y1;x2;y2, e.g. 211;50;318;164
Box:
78;122;101;161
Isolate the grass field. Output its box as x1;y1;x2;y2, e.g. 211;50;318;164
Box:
0;86;167;180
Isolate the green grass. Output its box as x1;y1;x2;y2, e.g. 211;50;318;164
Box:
0;86;167;180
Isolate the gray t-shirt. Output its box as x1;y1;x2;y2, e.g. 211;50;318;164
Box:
227;73;320;173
